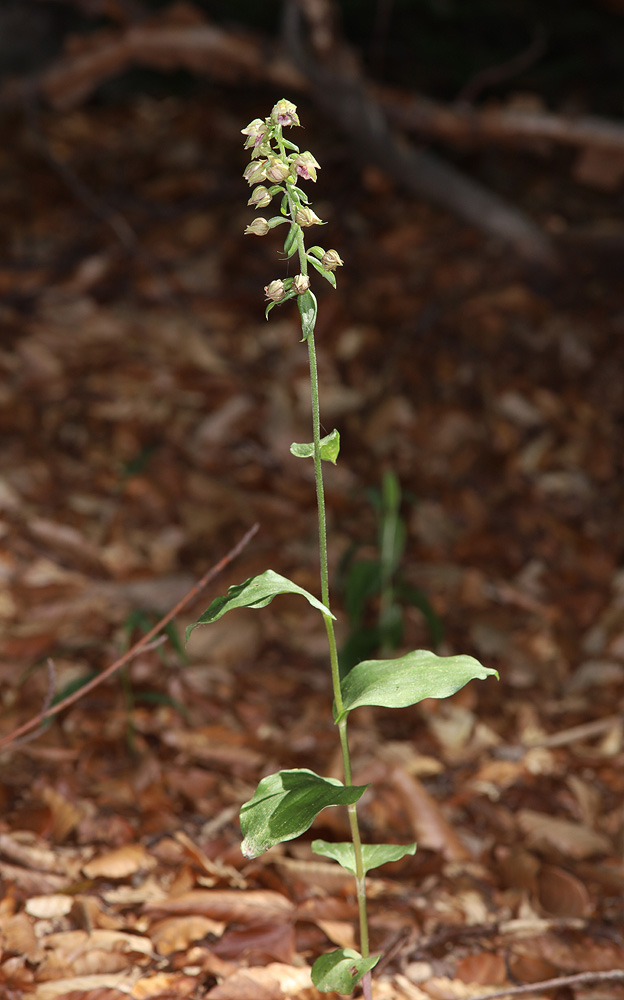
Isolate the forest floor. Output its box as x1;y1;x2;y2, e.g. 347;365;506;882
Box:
1;86;624;1000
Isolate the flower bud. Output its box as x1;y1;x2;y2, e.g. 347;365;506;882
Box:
244;217;271;236
247;185;272;209
295;206;323;227
321;249;344;271
264;279;286;302
243;159;268;186
293;273;310;294
292;151;320;182
271;99;300;128
241;118;270;150
265;155;290;183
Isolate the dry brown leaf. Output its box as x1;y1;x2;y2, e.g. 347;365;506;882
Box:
2;911;43;962
130;971;199;998
315;918;356;950
206;962;313;1000
143;888;295;923
454;951;507;985
536;864;592;917
82;844;154;879
25;894;74;919
150;914;225;955
26;972;140;999
390;766;471;862
41;928;154;957
517;809;612;859
40;786;84;843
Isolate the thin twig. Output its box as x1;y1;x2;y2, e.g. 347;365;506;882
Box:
0;523;259;752
464;969;624;1000
456;25;547;106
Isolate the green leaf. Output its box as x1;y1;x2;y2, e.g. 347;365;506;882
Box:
307;245;326;259
395;580;444;646
307;255;337;288
298;289;317;341
312;839;416;875
240;769;368;859
311;949;379;993
336;650;498;723
339;626;381;680
283;222;299;256
289;429;340;464
343;559;381;625
265;289;297;319
282;138;300;153
186;569;334;642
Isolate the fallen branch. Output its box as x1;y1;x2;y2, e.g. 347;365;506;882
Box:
384;91;624;156
0;522;259;752
284;0;558;268
464;968;624;1000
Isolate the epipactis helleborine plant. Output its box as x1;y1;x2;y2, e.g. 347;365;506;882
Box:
186;98;498;999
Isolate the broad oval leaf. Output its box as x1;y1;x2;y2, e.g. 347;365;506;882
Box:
312;839;416;875
311;948;379;993
186;569;334;642
240;769;368;859
336;650;498;723
290;429;340;464
298;289;317;341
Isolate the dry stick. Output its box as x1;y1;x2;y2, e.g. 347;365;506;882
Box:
464;969;624;1000
0;522;259;751
456;25;547;106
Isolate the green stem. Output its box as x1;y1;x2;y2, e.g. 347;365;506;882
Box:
280;129;371;969
307;320;370;963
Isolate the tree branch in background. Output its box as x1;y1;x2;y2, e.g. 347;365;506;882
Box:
284;0;558;268
6;1;624;257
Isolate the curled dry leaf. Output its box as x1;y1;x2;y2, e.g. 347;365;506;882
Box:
390;766;471;862
517;809;612;859
82;843;155;879
537;863;592;917
206;962;313;1000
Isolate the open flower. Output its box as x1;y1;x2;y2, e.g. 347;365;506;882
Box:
271;99;300;128
292;151;320;182
264;279;286;302
241;118;270;150
293;274;310;294
295;206;324;227
245;218;271;236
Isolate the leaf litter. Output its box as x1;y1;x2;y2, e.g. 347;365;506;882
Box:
0;90;623;999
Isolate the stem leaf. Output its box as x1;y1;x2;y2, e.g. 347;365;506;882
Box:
186;569;334;642
336;650;498;723
307;255;337;288
312;839;416;875
240;769;368;859
283;222;299;256
311;948;380;993
290;428;340;464
298;289;317;341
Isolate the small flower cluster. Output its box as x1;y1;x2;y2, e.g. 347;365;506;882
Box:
241;99;343;312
